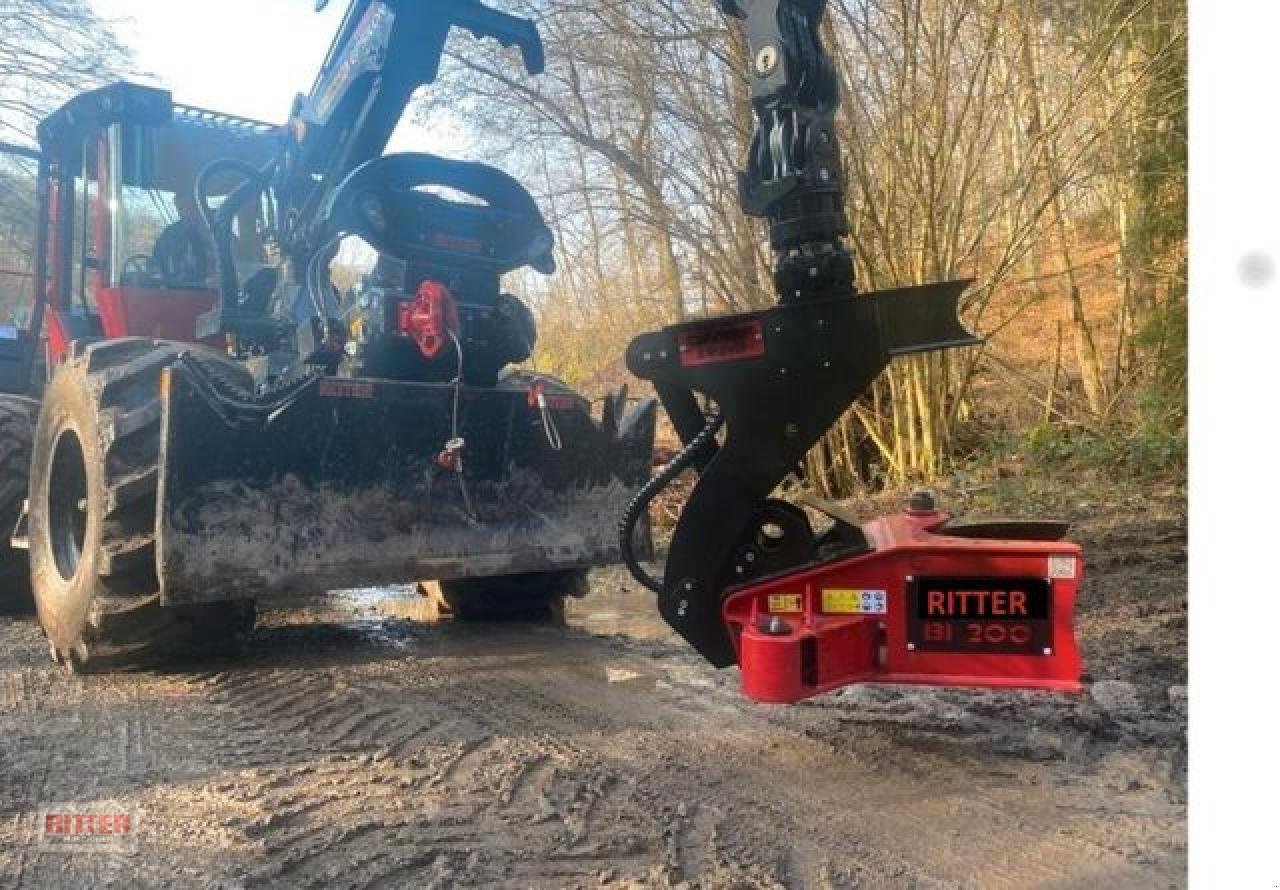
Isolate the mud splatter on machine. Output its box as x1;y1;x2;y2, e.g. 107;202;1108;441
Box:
0;3;655;669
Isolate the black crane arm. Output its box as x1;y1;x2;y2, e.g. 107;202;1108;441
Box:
205;0;545;331
278;0;545;244
720;0;854;303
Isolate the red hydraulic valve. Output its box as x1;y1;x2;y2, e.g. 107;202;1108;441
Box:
397;280;460;360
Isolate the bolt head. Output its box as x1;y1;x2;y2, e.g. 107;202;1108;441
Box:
908;489;938;513
757;615;792;636
754;44;779;76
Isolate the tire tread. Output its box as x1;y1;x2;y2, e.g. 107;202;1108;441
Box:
0;395;38;613
33;341;254;670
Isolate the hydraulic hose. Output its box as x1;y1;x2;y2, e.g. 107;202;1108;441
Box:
195;158;275;312
618;411;724;594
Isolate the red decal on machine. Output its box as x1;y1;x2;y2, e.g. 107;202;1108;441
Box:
677;319;766;367
907;577;1052;655
318;379;376;399
923;588;1029;618
527;381;583;413
543;394;580;412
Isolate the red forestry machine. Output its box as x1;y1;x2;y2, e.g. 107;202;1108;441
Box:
0;1;655;670
0;0;1083;703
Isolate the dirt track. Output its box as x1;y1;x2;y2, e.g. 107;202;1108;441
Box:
0;509;1186;889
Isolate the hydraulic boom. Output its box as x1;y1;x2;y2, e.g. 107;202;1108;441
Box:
621;0;1084;702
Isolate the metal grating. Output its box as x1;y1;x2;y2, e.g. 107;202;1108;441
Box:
172;104;279;136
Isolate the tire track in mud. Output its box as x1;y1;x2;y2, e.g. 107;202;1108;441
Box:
185;620;840;888
179;620;1158;890
0;620;177;889
196;668;653;886
0;552;1186;890
500;640;1182;890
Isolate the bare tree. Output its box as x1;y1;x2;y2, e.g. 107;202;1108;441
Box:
0;0;134;145
0;1;132;321
426;0;1186;487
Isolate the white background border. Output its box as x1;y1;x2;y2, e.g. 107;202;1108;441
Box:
1190;1;1278;885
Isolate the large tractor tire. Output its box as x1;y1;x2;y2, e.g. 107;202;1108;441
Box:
28;339;255;672
0;395;39;614
430;569;589;622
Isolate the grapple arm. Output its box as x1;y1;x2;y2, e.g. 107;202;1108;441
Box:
278;0;546;242
620;1;1084;702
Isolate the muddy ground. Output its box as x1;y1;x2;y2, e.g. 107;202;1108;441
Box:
0;494;1186;889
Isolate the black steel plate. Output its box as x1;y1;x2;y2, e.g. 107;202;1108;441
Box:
907;576;1053;655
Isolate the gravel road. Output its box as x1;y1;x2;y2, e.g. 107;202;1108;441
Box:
0;511;1186;889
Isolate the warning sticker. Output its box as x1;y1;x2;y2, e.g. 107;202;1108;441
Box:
822;589;888;615
1048;555;1077;579
767;593;803;613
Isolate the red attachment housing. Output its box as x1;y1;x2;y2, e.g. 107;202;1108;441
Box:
397;280;460;360
723;508;1083;704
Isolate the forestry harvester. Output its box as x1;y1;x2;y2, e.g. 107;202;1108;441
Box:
0;0;1083;703
0;1;655;670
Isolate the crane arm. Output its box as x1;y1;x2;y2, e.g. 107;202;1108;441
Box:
720;0;854;304
277;0;545;243
204;0;544;329
621;1;986;678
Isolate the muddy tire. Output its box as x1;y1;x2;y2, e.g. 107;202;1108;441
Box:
0;395;39;614
436;569;589;622
28;339;255;672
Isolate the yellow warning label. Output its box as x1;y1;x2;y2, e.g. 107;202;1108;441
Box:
767;593;803;613
822;589;888;614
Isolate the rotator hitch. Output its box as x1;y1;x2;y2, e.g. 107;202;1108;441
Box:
620;0;1083;703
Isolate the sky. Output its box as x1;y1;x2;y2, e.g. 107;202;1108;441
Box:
90;0;466;155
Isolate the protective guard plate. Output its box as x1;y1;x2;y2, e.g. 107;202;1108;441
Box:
156;367;655;603
627;281;979;666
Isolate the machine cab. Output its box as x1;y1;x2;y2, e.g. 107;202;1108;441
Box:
31;83;279;363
